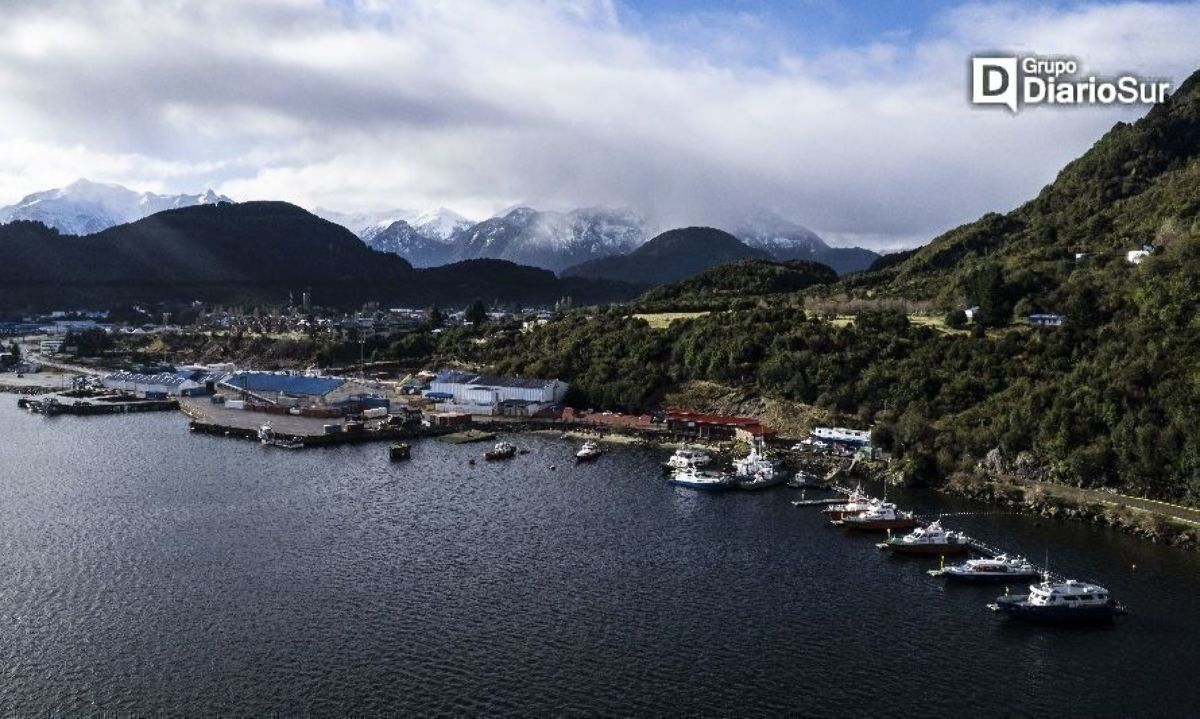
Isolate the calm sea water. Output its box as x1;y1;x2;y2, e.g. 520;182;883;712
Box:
1;399;1199;716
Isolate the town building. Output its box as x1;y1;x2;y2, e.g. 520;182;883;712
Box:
664;410;770;440
811;426;872;446
102;370;220;398
1028;313;1064;327
1126;248;1152;264
426;370;568;416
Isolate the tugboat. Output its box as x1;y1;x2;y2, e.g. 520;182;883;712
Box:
663;447;713;471
485;441;517;461
834;502;918;531
668;466;734;491
928;555;1040;583
389;443;411;461
732;440;788;490
575;440;603;462
990;577;1117;625
878;520;969;555
821;486;875;520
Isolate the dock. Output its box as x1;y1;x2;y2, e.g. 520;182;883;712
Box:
437;429;497;444
17;395;179;416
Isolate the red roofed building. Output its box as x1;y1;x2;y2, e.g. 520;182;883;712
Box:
665;409;774;440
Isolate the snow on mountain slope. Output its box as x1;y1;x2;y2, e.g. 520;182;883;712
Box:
0;179;232;235
730;209;879;274
448;206;645;271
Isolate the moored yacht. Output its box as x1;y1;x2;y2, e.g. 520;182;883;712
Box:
928;555;1040;583
878;520;969;555
664;447;713;471
732;441;788;490
834;502;918;531
990;578;1117;625
822;486;875;520
668;465;734;490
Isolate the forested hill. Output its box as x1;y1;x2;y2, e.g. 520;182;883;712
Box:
0;202;641;309
560;226;770;286
441;68;1200;504
841;67;1200;308
636;258;837;311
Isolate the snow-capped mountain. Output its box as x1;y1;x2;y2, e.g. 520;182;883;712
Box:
448;206;645;271
730;209;879;275
320;207;473;245
411;207;472;241
0;178;233;235
362;219;461;267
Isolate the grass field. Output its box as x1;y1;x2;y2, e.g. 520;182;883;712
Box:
631;312;710;329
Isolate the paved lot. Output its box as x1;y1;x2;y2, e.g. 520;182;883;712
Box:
179;397;387;437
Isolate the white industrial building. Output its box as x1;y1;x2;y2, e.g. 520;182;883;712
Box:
102;370;215;397
812;426;872;446
426;370;568;416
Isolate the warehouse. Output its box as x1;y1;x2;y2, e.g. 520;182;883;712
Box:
426;370;568;415
102;370;215;398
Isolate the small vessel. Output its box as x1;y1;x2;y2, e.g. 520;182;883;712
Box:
485;441;517;461
878;520;969;555
989;577;1117;625
732;441;788;490
668;466;734;490
787;471;821;489
257;422;274;443
929;555;1040;583
575;440;603;462
265;437;304;449
664;447;713;471
821;486;874;520
389;443;411;461
834;502;918;531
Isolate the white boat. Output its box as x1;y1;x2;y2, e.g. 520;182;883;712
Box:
668;465;733;490
821;485;874;520
664;447;713;471
929;555;1040;583
990;577;1117;624
257;422;274;443
731;441;787;489
878;520;970;554
576;440;603;461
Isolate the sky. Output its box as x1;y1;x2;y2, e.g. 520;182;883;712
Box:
0;0;1197;250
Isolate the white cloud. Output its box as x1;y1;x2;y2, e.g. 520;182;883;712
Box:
0;0;1196;247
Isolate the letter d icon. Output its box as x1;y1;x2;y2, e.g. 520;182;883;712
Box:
972;57;1018;112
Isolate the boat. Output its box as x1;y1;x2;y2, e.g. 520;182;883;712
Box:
786;471;821;489
878;520;969;555
732;441;788;490
668;465;734;490
663;447;713;471
389;443;411;461
834;502;918;531
257;422;274;443
821;486;875;520
485;441;517;461
575;440;603;462
265;437;304;449
989;577;1117;625
928;555;1040;583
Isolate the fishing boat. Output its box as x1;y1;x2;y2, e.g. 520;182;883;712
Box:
878;520;969;555
732;441;788;490
663;447;713;471
257;422;274;443
928;555;1040;583
786;471;821;489
575;440;603;462
834;502;918;531
989;577;1117;625
821;485;874;520
668;466;734;490
389;443;411;461
485;441;517;461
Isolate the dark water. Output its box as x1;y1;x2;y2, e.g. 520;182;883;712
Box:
2;400;1199;716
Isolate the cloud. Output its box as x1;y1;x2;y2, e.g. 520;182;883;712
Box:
0;0;1197;248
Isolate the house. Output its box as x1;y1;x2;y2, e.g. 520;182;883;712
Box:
1028;313;1064;327
1126;248;1152;264
39;339;64;354
963;306;980;323
664;410;770;440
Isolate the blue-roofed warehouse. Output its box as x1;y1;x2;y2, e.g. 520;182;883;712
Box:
216;371;385;413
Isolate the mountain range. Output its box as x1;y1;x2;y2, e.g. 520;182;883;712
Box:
0;178;232;236
0;202;640;310
0;180;880;276
560;227;770;285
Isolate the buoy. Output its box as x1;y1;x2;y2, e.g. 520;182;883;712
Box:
549;465;557;471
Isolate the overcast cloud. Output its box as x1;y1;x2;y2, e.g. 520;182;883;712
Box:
0;0;1196;249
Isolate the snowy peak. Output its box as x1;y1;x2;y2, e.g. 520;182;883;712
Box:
0;179;233;235
412;207;472;240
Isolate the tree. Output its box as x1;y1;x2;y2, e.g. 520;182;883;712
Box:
464;299;488;325
428;305;445;329
944;309;967;329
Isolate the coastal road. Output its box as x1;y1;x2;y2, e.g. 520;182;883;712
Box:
1044;483;1200;527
